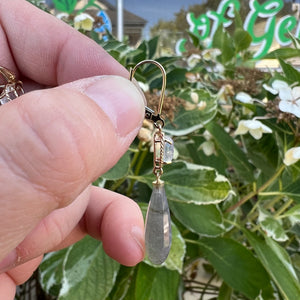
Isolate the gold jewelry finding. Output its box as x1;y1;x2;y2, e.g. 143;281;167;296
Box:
129;60;173;265
0;66;24;105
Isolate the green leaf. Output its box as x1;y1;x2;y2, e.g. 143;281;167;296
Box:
53;0;77;13
108;50;120;62
135;263;158;300
263;48;300;59
156;56;179;67
122;268;138;300
169;201;225;237
291;253;300;280
234;28;252;53
39;248;68;296
150;68;187;90
258;207;288;242
244;230;300;300
138;161;233;205
165;68;187;88
197;237;271;300
102;151;131;180
149;267;180;300
278;58;300;85
187;137;228;175
40;237;120;300
234;8;243;29
126;264;180;300
205;121;255;182
148;36;159;59
139;203;185;273
102;40;125;51
106;266;135;300
288;32;300;49
243;134;279;177
165;89;217;136
188;31;201;48
212;25;235;64
283;180;300;203
218;282;233;300
132;41;147;62
282;204;300;226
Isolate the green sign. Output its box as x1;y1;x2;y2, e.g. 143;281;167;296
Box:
176;0;299;59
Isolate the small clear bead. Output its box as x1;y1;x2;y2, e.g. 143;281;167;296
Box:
0;95;10;105
163;136;174;164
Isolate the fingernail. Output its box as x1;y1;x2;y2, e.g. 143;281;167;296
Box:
0;249;17;272
131;225;145;259
84;76;145;137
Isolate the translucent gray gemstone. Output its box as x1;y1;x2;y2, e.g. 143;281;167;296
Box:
163;136;174;164
145;184;172;265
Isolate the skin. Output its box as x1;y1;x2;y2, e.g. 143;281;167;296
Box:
0;1;146;298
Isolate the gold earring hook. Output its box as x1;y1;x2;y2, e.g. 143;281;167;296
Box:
129;60;166;127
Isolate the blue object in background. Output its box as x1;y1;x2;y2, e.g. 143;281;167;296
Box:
94;10;112;41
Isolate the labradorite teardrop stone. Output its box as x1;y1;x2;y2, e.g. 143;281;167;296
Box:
145;184;172;265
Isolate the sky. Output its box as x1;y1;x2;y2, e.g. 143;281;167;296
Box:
106;0;205;37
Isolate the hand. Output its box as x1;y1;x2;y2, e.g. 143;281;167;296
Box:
0;1;145;298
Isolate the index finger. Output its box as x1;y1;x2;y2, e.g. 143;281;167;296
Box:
0;0;128;85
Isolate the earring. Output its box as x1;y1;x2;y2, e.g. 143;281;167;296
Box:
0;66;24;105
130;60;173;264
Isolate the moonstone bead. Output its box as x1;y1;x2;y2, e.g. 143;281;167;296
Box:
145;183;172;265
163;135;174;164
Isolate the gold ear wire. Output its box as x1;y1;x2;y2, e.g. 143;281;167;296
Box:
129;60;166;128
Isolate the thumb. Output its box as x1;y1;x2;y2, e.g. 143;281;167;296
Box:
0;75;144;260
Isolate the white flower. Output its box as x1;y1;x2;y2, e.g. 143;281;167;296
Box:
263;83;278;95
217;84;234;103
56;13;69;20
138;127;152;143
137;81;149;92
191;92;199;103
236;92;253;104
272;80;290;91
197;101;207;110
206;62;224;74
263;80;290;95
184;101;197;111
199;131;215;156
203;130;212;140
184;91;207;111
202;48;221;60
202;37;212;48
283;147;300;166
235;92;254;115
185;72;200;83
187;54;201;68
74;13;95;31
264;80;300;117
200;140;215;156
235;120;272;140
278;86;300;118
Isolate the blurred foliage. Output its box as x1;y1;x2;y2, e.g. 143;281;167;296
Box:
25;0;300;299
